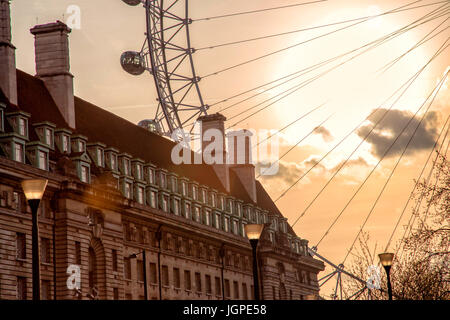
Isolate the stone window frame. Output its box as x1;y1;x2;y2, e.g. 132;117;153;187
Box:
25;141;50;171
87;142;106;168
134;183;146;204
71;134;88;153
32;121;56;150
6;111;30;139
131;158;145;181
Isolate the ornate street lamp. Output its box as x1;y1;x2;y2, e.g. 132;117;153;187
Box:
244;224;264;301
378;252;394;300
21;179;48;300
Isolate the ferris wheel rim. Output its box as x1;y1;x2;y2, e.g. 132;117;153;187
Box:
143;0;208;137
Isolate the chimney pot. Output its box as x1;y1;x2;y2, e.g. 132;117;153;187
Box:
30;20;75;129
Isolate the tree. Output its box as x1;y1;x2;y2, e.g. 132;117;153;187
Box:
342;151;449;300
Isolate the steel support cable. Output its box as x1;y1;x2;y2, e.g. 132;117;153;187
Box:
204;3;449;112
289;15;450;227
193;0;328;22
254;101;328;149
384;116;450;252
378;16;450;74
224;7;449;127
256;113;335;179
341;70;449;265
200;0;446;79
396;127;450;261
274;37;449;204
196;0;449;50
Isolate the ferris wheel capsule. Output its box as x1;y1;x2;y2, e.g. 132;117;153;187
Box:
138;119;162;135
120;51;146;76
121;0;141;6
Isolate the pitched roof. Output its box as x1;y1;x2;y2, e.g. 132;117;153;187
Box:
8;69;297;237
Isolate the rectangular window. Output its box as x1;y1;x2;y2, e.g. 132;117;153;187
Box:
202;190;207;203
41;237;50;264
162;265;169;286
137;186;144;204
18;118;26;136
113;288;119;300
184;203;191;219
148;169;154;184
112;249;118;272
242;283;248;300
224;279;230;298
45;128;52;146
62;135;69;152
205;275;212;295
75;241;81;265
14;143;24;163
78;140;85;153
215;214;220;229
149;263;157;284
111;154;117;170
137;260;144;282
150;191;156;208
232;220;238;234
124;257;131;280
42;280;51;300
124;182;132;199
17;277;27;300
192;186;197;200
173;200;179;215
224;217;229;232
182;182;187;196
215;277;221;296
211;193;216;207
16;232;26;259
194;207;200;222
195;272;201;293
173;267;180;288
81;165;89;183
233;281;239;299
136;165;142;180
97;149;104;167
204;211;210;226
38;151;48;170
12;191;20;211
184;270;191;290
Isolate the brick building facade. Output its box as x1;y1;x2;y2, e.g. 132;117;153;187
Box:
0;0;324;300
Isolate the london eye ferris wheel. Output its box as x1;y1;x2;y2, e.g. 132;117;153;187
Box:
120;0;208;139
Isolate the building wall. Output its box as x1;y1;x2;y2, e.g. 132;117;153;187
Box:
0;155;324;300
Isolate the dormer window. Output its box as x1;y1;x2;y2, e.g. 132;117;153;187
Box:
136;186;144;204
148;167;155;184
111;154;116;170
62;135;69;152
96;148;103;166
18;118;26;136
192;186;198;200
160;172;166;189
211;193;216;207
202;189;207;203
38;151;48;170
14;142;24;163
80;165;89;183
78;140;85;152
124;182;132;199
181;182;187;196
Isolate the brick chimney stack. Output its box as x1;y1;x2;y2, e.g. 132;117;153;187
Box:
227;129;257;203
198;113;230;192
30;21;75;129
0;0;17;105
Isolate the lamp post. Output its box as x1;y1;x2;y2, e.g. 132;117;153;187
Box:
244;224;264;301
130;250;148;300
378;252;394;300
21;179;48;301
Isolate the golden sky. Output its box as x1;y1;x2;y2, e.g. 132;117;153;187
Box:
11;0;449;297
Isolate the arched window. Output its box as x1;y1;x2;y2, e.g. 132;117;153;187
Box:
88;247;97;290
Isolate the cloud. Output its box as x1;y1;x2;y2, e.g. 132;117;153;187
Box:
257;161;304;185
357;108;439;158
330;156;369;173
313;126;333;142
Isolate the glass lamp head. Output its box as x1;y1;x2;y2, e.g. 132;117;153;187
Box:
21;179;48;200
378;252;394;267
244;224;264;240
